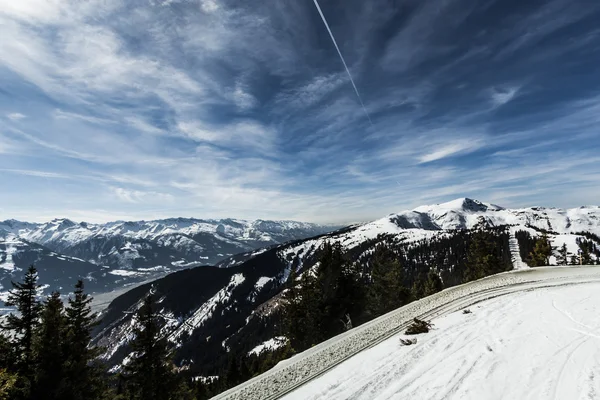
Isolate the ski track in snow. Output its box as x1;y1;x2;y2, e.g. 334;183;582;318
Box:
213;266;600;400
284;283;600;400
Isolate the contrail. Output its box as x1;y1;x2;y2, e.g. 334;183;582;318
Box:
312;0;373;126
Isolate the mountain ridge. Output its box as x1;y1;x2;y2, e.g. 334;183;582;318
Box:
92;198;600;382
0;218;339;310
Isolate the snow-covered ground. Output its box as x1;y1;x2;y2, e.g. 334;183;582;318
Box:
212;266;600;400
283;282;600;400
248;337;289;356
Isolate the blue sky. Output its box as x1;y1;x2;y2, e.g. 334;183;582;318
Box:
1;0;600;223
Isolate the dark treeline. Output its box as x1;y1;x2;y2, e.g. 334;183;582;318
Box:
515;231;552;266
282;224;511;353
0;266;198;400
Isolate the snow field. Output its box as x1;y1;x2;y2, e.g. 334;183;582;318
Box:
283;282;600;400
211;266;600;400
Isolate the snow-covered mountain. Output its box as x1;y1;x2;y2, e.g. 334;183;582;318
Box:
227;198;600;270
0;218;337;267
0;218;337;312
0;233;153;313
93;198;600;378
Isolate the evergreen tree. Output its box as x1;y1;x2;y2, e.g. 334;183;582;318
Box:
0;368;17;400
557;243;568;265
529;234;552;266
315;242;364;336
423;270;444;297
464;227;508;282
284;267;321;350
367;245;410;317
0;334;15;372
410;276;425;300
224;356;241;388
125;294;175;400
0;335;17;400
62;280;103;400
2;265;42;395
33;292;67;400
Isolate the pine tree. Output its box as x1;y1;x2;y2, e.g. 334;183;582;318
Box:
0;368;17;400
224;356;241;388
464;228;507;282
125;294;175;400
411;276;425;300
529;234;552;266
0;334;17;400
367;245;410;317
423;270;444;297
62;280;103;400
314;242;363;337
33;292;66;400
557;243;568;265
2;265;42;394
0;334;15;372
285;268;321;350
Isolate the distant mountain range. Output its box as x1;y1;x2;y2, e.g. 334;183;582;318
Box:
0;218;338;310
92;198;600;377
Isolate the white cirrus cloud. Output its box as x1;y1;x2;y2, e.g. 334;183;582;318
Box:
6;112;26;121
490;86;521;107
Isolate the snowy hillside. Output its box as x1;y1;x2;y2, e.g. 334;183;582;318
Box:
93;198;600;376
272;198;600;272
283;281;600;400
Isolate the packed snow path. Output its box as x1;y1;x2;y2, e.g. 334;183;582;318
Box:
508;233;528;270
211;266;600;400
283;282;600;400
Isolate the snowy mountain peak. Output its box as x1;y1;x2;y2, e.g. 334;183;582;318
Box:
414;198;503;214
369;198;600;234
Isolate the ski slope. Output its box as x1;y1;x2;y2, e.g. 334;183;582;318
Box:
212;266;600;400
283;282;600;400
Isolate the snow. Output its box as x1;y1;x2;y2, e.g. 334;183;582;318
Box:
193;375;219;383
0;234;21;272
0;291;9;303
508;228;528;270
248;336;288;356
212;266;600;400
247;277;275;302
108;269;142;277
283;283;600;400
9;218;331;246
274;199;600;279
167;273;246;343
254;277;274;291
551;234;588;258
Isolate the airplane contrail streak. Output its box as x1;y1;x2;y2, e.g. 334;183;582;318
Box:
312;0;373;126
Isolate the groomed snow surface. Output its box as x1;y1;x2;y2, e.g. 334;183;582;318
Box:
212;267;600;400
283;282;600;400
